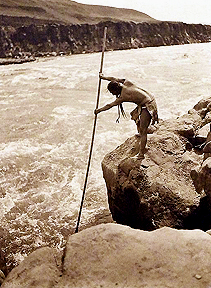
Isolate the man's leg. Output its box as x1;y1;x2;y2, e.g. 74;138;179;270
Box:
138;108;151;159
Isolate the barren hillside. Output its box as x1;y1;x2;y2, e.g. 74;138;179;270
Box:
0;0;158;26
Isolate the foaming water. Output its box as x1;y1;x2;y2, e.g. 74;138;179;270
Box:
0;42;211;267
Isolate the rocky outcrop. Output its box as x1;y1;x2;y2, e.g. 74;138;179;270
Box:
102;96;211;231
1;20;211;59
2;223;211;288
1;247;62;288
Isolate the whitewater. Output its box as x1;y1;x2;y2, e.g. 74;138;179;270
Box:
0;42;211;265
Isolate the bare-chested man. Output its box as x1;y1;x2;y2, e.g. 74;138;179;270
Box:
94;73;159;159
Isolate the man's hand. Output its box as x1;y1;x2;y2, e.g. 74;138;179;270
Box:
99;72;104;79
94;108;100;115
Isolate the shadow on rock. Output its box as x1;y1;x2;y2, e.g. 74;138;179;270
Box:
184;196;211;231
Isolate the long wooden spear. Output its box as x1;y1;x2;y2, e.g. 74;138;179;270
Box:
75;26;107;233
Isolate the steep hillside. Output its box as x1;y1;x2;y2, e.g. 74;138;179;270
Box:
0;0;158;26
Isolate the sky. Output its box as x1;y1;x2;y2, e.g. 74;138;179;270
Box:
75;0;211;25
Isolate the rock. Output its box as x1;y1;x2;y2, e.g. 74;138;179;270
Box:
192;158;211;199
58;224;211;288
0;270;5;285
102;97;211;230
4;223;211;288
206;229;211;236
1;247;62;288
191;122;211;211
202;125;211;160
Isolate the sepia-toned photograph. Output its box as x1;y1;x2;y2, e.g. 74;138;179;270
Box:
0;0;211;287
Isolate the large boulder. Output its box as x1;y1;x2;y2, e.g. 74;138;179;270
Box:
1;247;62;288
102;96;211;230
2;223;211;288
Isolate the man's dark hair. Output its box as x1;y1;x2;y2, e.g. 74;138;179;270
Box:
107;81;126;122
107;81;121;95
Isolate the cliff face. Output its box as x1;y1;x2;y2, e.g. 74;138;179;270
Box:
1;20;211;59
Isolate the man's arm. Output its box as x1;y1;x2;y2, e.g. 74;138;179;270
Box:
95;98;122;114
99;73;125;83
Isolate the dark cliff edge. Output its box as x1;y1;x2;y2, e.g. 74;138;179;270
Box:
1;20;211;62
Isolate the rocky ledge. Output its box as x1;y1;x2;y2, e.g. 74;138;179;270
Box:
1;223;211;287
1;20;211;59
102;96;211;231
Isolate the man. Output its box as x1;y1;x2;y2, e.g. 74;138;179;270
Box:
94;73;159;159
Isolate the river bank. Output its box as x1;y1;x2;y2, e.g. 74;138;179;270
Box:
0;57;36;65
